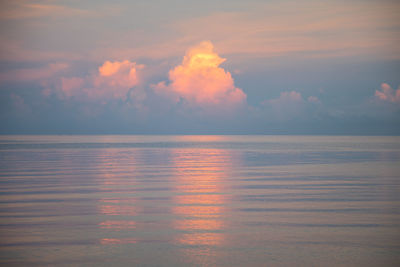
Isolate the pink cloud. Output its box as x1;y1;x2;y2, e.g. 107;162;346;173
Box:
46;60;142;102
94;60;142;100
375;83;400;104
154;41;246;110
59;77;85;99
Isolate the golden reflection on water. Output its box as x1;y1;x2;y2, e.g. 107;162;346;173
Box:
174;219;223;231
94;145;237;252
173;135;229;142
99;220;136;230
2;136;400;265
100;238;137;245
173;206;223;217
99;203;137;216
174;194;225;205
178;233;224;246
171;148;234;248
97;149;138;243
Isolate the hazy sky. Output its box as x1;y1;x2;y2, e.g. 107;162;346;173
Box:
0;0;399;134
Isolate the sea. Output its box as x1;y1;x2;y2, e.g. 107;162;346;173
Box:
0;135;399;266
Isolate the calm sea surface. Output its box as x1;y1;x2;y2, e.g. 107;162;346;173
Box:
0;135;399;266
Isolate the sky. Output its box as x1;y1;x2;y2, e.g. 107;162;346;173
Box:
0;0;399;134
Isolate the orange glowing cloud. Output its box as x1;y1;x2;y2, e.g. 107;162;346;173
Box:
93;60;142;100
98;60;137;81
155;41;246;109
375;83;400;104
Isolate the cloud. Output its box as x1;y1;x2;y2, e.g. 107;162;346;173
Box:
267;91;303;105
375;83;400;104
262;91;308;121
93;60;142;101
0;40;80;62
171;0;400;60
10;93;31;114
45;60;143;102
0;63;68;83
154;41;246;111
0;1;109;20
2;0;398;66
259;91;324;123
307;96;320;103
56;77;85;99
266;91;320;105
86;0;400;62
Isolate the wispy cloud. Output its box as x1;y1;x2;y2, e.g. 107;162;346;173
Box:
1;0;398;64
0;40;80;62
172;1;400;59
0;1;119;20
0;63;68;83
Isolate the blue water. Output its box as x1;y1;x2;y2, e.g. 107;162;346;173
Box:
0;135;399;266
